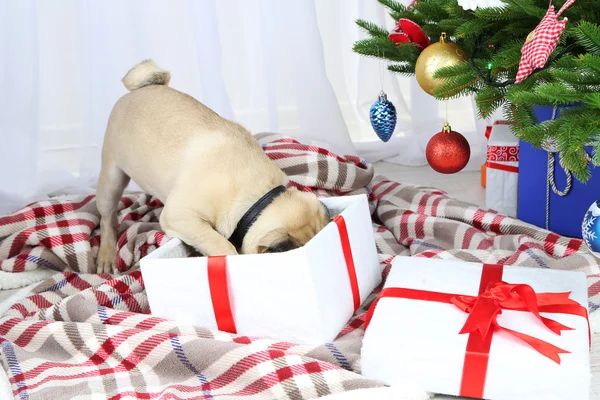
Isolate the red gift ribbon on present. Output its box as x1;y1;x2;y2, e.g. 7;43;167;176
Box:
206;214;361;334
333;215;361;313
207;255;237;333
486;161;519;173
364;264;590;399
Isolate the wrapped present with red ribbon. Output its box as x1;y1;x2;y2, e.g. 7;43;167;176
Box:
140;194;381;344
485;120;519;217
361;257;591;400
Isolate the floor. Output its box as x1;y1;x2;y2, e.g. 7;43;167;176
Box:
1;164;599;399
374;162;485;207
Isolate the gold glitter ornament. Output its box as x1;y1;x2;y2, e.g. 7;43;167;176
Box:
415;33;468;96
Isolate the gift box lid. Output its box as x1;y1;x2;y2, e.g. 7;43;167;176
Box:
140;194;381;344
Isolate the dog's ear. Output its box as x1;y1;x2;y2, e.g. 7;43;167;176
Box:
322;203;331;222
260;238;299;254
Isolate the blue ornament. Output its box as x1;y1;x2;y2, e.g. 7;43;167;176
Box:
370;91;397;142
582;200;600;257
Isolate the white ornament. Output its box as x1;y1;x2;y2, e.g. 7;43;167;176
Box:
457;0;504;11
582;200;600;258
582;214;597;243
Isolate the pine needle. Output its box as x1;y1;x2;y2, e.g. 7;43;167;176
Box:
356;19;390;38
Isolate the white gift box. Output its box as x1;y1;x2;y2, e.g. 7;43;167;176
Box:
485;121;519;217
361;257;591;400
140;194;381;344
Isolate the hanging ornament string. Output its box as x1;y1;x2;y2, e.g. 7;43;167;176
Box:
445;100;449;126
442;100;452;135
370;46;397;143
379;52;385;93
544;106;593;229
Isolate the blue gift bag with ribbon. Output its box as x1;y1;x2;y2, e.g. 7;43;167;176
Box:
517;105;600;238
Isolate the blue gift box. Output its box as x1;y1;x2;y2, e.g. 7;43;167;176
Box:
517;106;600;238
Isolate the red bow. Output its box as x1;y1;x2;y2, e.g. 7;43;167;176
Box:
451;281;580;364
388;19;430;50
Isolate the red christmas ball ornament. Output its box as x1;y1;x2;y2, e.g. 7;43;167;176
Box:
426;123;471;174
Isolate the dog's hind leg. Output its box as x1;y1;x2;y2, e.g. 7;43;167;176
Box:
96;163;130;274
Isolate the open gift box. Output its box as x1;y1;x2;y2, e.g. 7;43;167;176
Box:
140;194;381;344
361;257;591;400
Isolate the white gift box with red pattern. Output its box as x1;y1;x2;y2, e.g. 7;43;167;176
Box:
485;121;519;217
361;257;591;400
140;194;381;344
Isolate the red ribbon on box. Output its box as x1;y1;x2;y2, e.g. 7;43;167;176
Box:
486;161;519;173
364;264;590;399
206;214;361;334
333;215;361;313
207;255;237;333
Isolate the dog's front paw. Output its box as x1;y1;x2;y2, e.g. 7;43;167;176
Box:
96;246;116;275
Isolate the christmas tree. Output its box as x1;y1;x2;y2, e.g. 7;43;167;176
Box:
354;0;600;182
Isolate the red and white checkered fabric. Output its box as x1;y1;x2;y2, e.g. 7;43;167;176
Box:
0;133;599;399
515;0;575;83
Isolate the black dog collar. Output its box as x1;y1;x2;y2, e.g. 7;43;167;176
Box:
229;185;287;250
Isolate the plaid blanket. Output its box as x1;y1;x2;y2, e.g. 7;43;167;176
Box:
0;133;599;399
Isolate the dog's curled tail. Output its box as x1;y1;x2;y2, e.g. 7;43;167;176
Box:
122;59;171;91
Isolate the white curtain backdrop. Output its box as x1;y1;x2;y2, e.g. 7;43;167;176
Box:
0;0;495;215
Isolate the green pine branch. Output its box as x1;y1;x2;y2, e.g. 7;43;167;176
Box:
444;0;472;19
504;102;535;137
572;21;600;56
353;37;419;62
561;148;592;182
432;73;482;99
585;92;600;109
507;83;582;106
377;0;417;22
432;61;474;81
356;19;389;38
474;7;513;21
387;63;416;76
475;86;506;118
593;133;600;166
580;54;600;74
504;0;546;19
454;18;489;39
514;121;553;147
438;18;469;33
414;1;450;21
377;0;406;14
489;40;522;68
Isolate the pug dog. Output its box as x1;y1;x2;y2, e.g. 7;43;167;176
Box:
96;60;330;273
